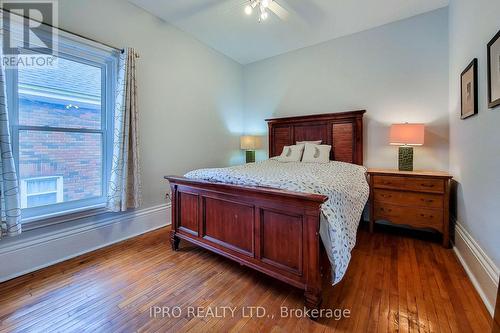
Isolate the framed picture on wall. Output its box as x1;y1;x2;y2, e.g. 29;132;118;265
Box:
487;29;500;108
461;58;478;119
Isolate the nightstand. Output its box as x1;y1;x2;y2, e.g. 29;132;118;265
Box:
367;169;453;248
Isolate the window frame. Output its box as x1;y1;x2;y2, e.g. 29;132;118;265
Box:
4;26;118;223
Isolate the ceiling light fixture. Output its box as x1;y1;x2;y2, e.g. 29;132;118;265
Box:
245;0;273;22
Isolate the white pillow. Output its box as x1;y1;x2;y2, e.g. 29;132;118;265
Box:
296;140;322;145
274;144;305;162
301;143;331;163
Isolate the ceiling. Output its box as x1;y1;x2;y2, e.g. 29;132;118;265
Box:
129;0;449;64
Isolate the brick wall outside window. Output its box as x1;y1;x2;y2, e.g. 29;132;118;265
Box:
18;96;103;202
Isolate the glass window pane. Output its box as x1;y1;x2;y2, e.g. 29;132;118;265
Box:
18;56;102;129
19;130;103;208
27;193;57;208
27;178;57;194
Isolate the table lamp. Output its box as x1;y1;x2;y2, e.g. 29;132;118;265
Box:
389;123;425;171
240;135;262;163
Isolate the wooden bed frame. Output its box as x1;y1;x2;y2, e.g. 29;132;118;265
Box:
165;110;365;309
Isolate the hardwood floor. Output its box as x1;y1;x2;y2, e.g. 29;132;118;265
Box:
0;225;492;333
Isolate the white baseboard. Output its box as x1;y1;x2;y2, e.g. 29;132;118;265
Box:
453;221;499;316
0;203;171;283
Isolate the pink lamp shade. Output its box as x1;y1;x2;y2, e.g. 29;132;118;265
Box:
389;123;425;146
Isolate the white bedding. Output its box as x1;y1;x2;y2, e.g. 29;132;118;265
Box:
184;159;369;284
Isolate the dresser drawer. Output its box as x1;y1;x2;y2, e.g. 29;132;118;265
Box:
373;175;445;193
374;189;443;209
374;202;443;231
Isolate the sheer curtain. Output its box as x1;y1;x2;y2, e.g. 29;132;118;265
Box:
0;62;21;238
107;48;142;212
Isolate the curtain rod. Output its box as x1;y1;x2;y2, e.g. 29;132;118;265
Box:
1;8;127;54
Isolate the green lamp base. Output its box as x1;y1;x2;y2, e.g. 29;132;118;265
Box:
398;146;414;171
245;150;256;163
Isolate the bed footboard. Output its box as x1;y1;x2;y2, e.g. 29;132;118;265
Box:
165;176;328;310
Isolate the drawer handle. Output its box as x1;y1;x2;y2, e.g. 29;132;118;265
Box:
380;208;392;212
420;199;434;203
381;194;392;198
420;184;435;188
420;213;434;218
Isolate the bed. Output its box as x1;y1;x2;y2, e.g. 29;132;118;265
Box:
165;110;367;310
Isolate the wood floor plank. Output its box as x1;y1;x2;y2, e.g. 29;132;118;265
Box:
0;225;492;333
416;240;453;333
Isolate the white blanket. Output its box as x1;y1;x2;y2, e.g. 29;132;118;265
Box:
185;159;369;284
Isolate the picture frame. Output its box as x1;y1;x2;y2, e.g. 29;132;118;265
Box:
460;58;478;119
487;29;500;108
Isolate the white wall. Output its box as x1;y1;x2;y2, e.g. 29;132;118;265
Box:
243;8;449;170
58;0;245;208
448;0;500;309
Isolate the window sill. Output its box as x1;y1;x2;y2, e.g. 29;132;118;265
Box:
22;204;108;231
0;204;168;253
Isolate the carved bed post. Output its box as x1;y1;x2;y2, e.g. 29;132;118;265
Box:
169;183;180;251
170;232;180;251
304;212;323;310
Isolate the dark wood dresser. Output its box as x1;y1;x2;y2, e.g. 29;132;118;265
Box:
368;169;453;248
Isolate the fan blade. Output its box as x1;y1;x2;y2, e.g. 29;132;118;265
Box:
268;1;289;20
218;0;255;15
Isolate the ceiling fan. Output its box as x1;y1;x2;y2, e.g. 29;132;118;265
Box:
244;0;289;22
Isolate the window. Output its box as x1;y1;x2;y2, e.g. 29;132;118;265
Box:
5;27;118;221
20;176;63;209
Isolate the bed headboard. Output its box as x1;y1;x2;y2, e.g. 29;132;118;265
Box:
266;110;366;165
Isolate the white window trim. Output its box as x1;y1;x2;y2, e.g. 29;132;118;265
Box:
4;16;118;226
20;176;64;209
